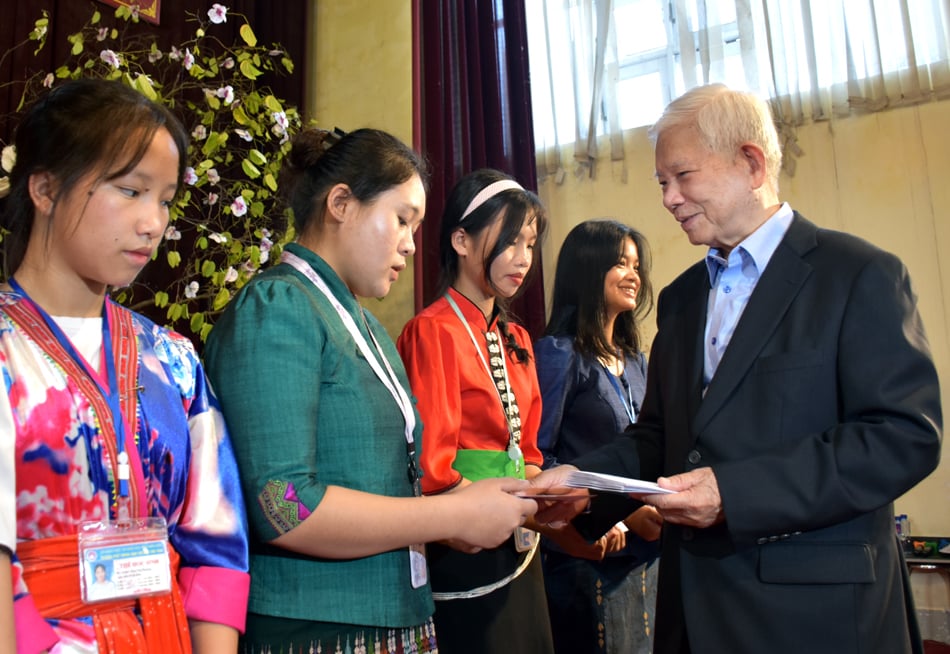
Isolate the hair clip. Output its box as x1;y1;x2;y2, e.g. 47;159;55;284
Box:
323;126;347;149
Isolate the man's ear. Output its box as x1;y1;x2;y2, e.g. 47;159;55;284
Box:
739;143;768;189
325;183;353;223
27;172;58;217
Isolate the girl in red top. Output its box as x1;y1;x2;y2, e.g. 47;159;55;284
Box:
398;168;554;654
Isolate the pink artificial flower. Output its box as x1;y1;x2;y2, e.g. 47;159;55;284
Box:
230;197;248;217
100;50;122;69
216;85;235;105
208;4;228;24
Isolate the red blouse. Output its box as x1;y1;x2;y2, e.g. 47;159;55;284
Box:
397;288;544;494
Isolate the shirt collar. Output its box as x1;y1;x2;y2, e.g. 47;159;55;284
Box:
705;203;794;285
446;286;500;330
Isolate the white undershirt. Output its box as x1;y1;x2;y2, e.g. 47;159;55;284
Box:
51;316;103;373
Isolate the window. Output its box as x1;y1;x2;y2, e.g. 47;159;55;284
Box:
528;0;950;154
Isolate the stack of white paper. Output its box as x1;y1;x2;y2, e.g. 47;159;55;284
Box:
564;470;676;495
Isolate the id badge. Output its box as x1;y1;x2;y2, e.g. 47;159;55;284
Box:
77;517;172;604
514;526;537;552
409;543;428;588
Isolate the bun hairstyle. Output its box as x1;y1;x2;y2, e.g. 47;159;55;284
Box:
280;127;429;234
1;78;189;278
436;168;548;363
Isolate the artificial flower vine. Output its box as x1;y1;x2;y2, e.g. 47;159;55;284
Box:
0;3;302;341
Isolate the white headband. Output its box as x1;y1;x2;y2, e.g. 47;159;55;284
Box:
459;179;525;222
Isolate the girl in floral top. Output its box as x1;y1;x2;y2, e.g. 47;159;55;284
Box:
0;78;250;653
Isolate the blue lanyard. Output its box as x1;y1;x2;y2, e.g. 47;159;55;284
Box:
8;279;132;503
604;363;636;424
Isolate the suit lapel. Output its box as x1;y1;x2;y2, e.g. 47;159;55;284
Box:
679;266;709;426
692;214;818;436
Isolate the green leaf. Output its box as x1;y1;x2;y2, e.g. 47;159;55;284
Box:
201;131;228;157
240;23;258;47
201;259;216;277
167;250;182;268
190;312;205;332
282;57;294;74
248;149;267;166
232;105;250;126
240;59;263;80
264;95;282;113
213;288;232;311
154;291;169;308
241;159;261;179
134;75;157;101
264;172;277;192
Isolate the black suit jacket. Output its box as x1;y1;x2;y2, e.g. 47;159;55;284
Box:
574;213;942;654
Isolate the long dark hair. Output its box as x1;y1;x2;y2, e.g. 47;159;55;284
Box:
436;168;547;363
1;78;189;278
280;127;429;234
545;219;654;360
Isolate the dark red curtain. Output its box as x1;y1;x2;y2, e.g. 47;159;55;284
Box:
415;0;546;338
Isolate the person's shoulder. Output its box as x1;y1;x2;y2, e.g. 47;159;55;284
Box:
662;259;709;296
218;264;322;324
399;297;455;340
125;307;200;362
414;295;454;320
534;334;575;358
787;212;894;262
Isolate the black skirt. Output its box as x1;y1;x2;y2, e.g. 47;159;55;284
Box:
427;537;555;654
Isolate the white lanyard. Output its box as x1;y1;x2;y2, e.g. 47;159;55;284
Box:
282;251;417;451
444;293;521;457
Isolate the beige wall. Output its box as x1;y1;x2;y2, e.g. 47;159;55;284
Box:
537;102;950;537
307;1;416;340
309;3;948;535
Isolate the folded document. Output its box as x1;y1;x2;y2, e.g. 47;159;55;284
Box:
564;470;676;495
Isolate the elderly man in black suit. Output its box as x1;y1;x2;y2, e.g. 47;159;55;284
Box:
533;83;942;654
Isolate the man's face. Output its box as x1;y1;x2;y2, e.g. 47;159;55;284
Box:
654;124;760;254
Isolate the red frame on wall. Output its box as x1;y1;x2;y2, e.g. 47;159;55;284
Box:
97;0;162;25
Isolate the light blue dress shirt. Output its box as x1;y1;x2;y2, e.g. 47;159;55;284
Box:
703;203;794;388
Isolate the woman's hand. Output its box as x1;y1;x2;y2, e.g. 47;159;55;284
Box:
539;522;606;561
624;505;664;542
602;524;627;554
447;477;538;552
